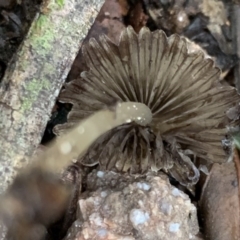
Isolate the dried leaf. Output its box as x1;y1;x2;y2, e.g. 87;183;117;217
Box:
200;162;240;240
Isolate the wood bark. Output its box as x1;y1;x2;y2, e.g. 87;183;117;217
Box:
0;0;104;195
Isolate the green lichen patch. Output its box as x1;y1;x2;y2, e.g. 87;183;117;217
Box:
30;15;55;54
20;78;51;113
41;0;65;12
56;0;65;8
35;14;49;32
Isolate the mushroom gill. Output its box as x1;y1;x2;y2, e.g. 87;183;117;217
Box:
54;26;239;186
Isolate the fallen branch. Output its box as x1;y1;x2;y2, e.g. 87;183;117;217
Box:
0;0;104;195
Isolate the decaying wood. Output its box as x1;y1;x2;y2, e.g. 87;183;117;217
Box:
0;0;104;195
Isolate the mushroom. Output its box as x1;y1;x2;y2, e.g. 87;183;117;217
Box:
0;103;153;240
1;26;239;240
54;26;239;186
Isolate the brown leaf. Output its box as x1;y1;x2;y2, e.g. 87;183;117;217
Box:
128;1;148;33
199;162;240;240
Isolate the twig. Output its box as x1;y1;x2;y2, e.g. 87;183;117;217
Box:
0;0;104;195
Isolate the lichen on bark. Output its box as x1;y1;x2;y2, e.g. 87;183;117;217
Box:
0;0;104;195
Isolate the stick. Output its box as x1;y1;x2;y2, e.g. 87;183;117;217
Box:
0;0;104;195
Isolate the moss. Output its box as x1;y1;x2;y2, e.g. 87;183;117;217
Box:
20;78;51;113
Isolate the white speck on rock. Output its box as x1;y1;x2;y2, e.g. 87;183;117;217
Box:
137;182;151;191
160;202;173;216
172;188;180;197
97;229;108;237
89;214;103;226
60;141;72;154
142;183;150;191
169;223;180;233
130;209;150;226
97;171;105;178
101;191;108;198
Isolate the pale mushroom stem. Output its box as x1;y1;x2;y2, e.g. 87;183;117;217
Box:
37;102;152;172
0;101;153;237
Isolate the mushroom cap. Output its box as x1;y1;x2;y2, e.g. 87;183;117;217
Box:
54;26;239;186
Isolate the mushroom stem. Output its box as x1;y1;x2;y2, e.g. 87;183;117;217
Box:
0;101;152;238
36;101;152;173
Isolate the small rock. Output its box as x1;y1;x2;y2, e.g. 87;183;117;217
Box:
64;173;199;240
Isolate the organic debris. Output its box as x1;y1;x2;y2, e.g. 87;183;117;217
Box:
143;0;237;72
